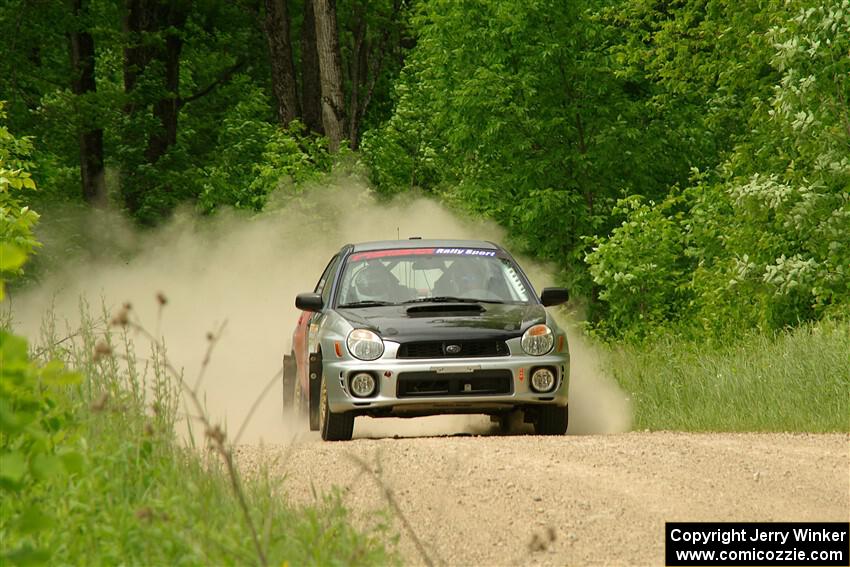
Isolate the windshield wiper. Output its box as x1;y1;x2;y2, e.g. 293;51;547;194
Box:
337;300;396;308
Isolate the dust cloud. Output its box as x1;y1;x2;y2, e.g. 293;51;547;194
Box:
8;176;630;442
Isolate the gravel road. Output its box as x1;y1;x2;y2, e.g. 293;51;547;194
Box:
236;426;849;566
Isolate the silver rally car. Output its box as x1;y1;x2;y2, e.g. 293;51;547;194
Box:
283;239;570;441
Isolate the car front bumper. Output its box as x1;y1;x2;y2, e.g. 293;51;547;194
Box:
321;339;569;415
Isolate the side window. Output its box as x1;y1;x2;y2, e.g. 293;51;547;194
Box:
318;255;341;305
314;255;339;295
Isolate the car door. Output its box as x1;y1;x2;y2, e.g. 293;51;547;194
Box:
293;254;340;394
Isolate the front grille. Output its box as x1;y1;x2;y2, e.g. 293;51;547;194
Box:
397;340;509;359
396;369;512;398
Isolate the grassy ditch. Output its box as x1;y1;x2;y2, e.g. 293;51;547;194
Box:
1;302;396;566
606;318;850;432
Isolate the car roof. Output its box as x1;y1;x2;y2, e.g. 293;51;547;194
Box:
349;239;502;252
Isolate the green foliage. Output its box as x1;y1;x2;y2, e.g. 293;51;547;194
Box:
190;82;334;214
0;0;405;226
0;331;84;564
585;194;692;339
362;0;723;297
360;58;442;196
599;0;778;157
607;318;850;431
364;0;848;341
587;0;850;339
0;105;40;300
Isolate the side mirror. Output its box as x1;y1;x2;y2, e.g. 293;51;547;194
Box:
295;292;324;312
540;287;569;307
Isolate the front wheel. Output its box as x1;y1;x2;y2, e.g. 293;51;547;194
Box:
319;376;355;441
497;410;524;435
534;405;568;435
293;369;308;423
282;353;296;414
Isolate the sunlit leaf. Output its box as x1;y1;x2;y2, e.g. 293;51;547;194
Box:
17;506;55;534
0;243;26;271
59;450;85;475
40;361;82;386
30;454;66;481
0;452;28;484
1;544;51;566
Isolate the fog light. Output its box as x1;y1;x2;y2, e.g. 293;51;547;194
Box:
530;368;556;393
350;372;376;397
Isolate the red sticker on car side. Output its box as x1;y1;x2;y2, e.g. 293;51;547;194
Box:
349;248;436;261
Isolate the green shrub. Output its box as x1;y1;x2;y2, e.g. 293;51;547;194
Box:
585;194;692;339
0;104;41;299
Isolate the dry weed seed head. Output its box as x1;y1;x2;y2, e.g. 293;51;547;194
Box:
111;307;129;327
93;340;113;361
205;424;226;446
205;331;214;341
90;392;109;412
135;507;154;521
156;292;167;306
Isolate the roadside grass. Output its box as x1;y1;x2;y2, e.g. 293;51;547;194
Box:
606;318;850;432
1;301;397;566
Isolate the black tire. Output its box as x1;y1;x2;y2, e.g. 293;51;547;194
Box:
282;353;295;413
293;367;308;423
319;376;354;441
497;410;523;435
308;387;320;431
534;405;568;435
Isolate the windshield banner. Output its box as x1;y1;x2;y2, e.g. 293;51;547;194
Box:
350;248;501;261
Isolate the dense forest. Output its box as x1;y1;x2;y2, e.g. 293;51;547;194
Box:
1;0;848;339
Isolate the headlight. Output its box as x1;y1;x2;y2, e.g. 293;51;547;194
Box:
350;372;377;397
347;329;384;361
521;324;554;356
530;367;556;393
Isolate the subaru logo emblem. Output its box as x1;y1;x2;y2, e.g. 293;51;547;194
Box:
445;344;461;354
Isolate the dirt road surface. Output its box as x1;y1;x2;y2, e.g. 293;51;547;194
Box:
237;427;849;566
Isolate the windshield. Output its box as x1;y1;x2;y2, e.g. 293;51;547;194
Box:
335;247;534;307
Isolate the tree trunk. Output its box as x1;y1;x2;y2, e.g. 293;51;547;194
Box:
300;0;323;134
346;0;402;150
123;0;190;157
69;0;106;206
146;3;188;164
347;4;366;149
312;0;345;151
264;0;299;126
123;0;154;111
121;0;189;217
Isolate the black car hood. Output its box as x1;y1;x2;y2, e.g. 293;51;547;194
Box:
335;303;546;342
